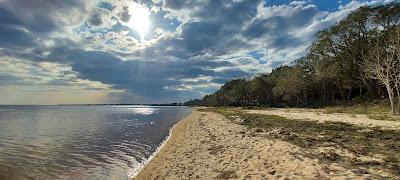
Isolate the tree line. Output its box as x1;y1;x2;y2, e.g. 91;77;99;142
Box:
185;3;400;114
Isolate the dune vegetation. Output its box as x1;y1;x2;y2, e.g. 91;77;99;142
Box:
205;107;400;177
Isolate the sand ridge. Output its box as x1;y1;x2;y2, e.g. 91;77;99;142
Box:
134;110;372;179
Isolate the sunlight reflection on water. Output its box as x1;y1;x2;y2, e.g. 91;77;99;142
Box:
0;105;191;179
131;107;157;115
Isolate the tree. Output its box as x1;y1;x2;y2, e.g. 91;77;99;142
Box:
249;74;273;106
229;79;249;106
272;66;308;106
363;28;400;114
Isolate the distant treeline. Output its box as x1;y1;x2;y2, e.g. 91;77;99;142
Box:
185;3;400;114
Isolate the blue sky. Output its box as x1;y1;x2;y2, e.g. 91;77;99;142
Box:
0;0;393;104
266;0;351;11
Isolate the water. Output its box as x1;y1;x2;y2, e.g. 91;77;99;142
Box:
0;105;191;179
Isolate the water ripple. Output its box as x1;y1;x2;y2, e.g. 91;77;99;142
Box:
0;105;191;179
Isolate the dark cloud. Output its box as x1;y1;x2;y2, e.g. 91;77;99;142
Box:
0;8;37;47
88;12;104;26
98;2;114;11
7;40;241;100
192;0;259;23
0;25;36;48
179;21;222;54
147;0;261;58
118;6;131;23
62;51;241;99
163;0;197;10
0;0;84;33
242;3;319;50
0;8;21;27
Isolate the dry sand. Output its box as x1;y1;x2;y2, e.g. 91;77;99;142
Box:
246;108;400;130
134;109;375;179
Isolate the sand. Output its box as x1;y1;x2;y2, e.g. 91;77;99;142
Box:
246;108;400;130
134;109;374;179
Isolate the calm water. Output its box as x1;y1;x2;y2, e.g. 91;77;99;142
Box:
0;105;191;180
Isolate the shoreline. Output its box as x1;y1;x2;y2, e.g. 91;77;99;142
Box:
130;108;193;178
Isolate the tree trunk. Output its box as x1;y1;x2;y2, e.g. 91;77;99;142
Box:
385;84;396;115
378;87;382;98
361;76;374;96
395;84;400;115
296;96;305;106
347;88;352;100
322;83;326;101
339;86;345;100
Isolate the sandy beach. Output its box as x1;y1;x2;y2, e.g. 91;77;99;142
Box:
133;108;393;179
246;108;400;130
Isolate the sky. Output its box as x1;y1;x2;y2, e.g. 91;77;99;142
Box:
0;0;394;105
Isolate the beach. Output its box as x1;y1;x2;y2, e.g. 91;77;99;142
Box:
134;108;399;179
246;108;400;130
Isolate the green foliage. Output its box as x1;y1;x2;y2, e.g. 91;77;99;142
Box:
183;99;205;106
272;66;309;106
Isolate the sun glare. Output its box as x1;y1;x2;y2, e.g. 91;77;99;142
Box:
127;4;150;40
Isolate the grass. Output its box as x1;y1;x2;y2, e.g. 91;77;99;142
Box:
322;102;400;121
205;107;400;178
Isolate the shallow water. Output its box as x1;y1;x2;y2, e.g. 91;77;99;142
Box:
0;105;191;179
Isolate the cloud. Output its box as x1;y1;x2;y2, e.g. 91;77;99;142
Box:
87;10;105;26
44;48;242;100
0;0;392;104
0;0;86;34
117;6;131;23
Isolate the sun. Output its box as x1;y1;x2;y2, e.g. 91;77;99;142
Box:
127;3;150;40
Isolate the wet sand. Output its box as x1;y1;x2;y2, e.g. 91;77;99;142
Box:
134;109;374;179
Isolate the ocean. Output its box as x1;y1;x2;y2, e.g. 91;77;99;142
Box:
0;105;191;179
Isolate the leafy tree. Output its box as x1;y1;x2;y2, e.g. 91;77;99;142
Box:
272;66;308;106
249;74;273;106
